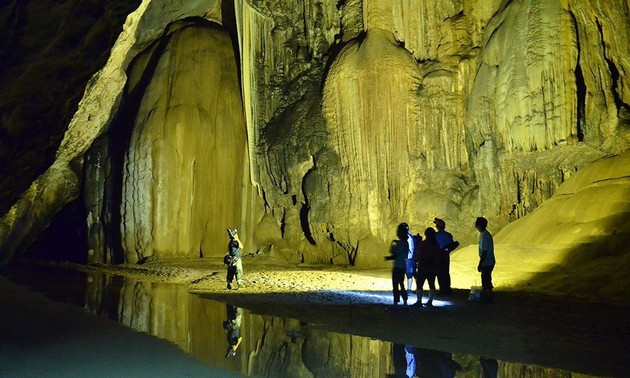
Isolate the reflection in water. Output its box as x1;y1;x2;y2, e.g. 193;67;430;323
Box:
394;345;461;378
5;266;608;378
224;304;243;358
480;356;498;378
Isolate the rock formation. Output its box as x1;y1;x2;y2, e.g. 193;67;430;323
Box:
0;0;629;284
85;20;248;263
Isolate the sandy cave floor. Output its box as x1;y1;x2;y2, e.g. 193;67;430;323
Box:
2;256;629;377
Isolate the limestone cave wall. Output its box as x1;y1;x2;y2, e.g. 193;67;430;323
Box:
242;0;630;266
85;19;249;263
1;0;629;267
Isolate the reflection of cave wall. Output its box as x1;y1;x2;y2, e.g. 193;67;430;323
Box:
84;19;248;263
82;273;602;377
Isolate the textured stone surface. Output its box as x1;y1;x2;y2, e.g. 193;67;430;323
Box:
451;150;630;300
120;23;246;262
0;0;222;262
1;0;629;273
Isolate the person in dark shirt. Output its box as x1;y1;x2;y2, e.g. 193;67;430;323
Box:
434;218;454;295
225;228;244;290
385;223;410;307
415;227;440;306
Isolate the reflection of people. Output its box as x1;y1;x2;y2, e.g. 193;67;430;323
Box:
475;217;495;303
223;304;243;358
413;347;462;378
385;223;409;307
434;218;454;295
225;229;243;290
415;228;440;306
404;345;416;378
480;356;498;378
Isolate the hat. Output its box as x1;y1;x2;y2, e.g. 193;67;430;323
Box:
433;218;446;228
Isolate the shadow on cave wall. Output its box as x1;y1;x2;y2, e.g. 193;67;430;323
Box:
523;207;630;301
21;197;87;264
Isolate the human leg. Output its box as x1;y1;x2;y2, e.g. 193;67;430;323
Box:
443;256;452;294
415;271;427;305
393;267;407;305
226;266;236;289
406;259;415;292
480;265;494;303
425;273;436;306
235;259;243;287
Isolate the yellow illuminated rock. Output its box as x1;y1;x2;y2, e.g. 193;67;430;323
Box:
451;150;630;300
0;0;628;299
118;24;246;262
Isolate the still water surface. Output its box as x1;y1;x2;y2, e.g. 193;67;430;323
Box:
5;265;605;378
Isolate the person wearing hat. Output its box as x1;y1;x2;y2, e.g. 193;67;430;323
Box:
434;218;454;295
225;228;244;290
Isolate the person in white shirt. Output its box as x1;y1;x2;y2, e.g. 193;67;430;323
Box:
401;223;416;293
475;217;495;303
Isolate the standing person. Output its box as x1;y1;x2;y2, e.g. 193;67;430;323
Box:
415;227;441;306
225;228;243;290
475;217;495;303
434;218;454;295
385;223;409;308
402;223;416;294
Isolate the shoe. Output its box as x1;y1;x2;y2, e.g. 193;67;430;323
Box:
423;301;433;307
227;283;232;290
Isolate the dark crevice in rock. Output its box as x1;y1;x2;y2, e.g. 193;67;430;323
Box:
280;209;286;238
300;167;317;246
575;62;586;142
321;31;366;93
570;10;585;142
595;18;624;112
84;135;114;264
22;197;87;263
221;0;242;90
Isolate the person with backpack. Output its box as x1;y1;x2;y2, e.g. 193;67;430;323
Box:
225;228;243;290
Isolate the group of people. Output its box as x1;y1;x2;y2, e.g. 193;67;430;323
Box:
387;216;495;307
224;216;496;305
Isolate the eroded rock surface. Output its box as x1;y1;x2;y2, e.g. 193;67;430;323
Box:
1;1;629;280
